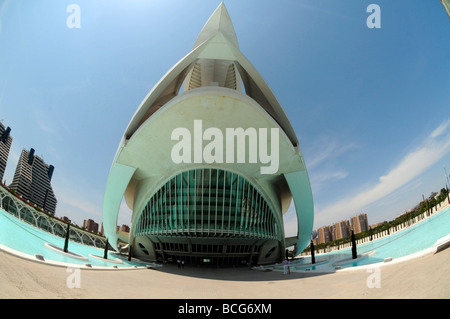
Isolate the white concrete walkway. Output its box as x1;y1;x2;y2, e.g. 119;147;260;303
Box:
0;244;449;299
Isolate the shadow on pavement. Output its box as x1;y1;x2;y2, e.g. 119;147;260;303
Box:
146;262;333;282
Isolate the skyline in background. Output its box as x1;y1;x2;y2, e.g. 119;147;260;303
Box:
1;1;449;237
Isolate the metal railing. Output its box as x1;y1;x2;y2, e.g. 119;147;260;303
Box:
0;185;106;249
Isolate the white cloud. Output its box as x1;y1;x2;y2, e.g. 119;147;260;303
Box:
307;137;356;169
314;118;450;227
430;119;450;139
310;169;348;191
305;138;354;191
31;106;61;138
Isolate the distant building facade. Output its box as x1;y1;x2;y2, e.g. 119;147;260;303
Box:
351;213;369;234
0;122;13;183
332;220;351;240
83;219;99;233
9;148;57;214
317;225;333;244
315;213;370;245
370;221;386;229
62;216;71;223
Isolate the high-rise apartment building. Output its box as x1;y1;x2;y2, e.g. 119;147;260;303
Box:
332;220;351;240
317;225;333;244
0;122;13;184
9;148;57;214
351;213;369;234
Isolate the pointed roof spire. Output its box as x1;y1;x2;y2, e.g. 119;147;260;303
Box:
193;2;239;49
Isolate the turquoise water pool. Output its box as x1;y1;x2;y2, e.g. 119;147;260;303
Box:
279;206;450;272
0;208;144;268
1;205;449;270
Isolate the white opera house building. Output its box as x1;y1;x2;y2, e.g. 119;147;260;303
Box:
102;3;314;266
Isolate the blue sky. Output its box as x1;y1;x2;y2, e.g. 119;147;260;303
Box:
0;0;449;237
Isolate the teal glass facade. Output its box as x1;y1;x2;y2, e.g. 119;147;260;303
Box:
135;168;281;241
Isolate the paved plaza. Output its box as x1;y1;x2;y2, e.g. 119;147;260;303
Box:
0;246;448;299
